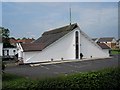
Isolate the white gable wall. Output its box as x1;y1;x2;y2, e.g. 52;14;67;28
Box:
3;48;17;56
16;43;24;60
23;29;79;63
22;27;109;64
80;31;109;58
0;43;3;56
112;38;117;43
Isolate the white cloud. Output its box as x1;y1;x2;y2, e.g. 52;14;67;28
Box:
2;2;118;39
77;7;118;38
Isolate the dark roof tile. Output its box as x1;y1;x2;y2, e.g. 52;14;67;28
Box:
22;23;78;51
97;43;110;49
97;37;115;42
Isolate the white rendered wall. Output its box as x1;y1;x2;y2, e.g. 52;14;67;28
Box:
16;43;23;59
112;38;117;43
3;48;17;56
0;43;3;56
22;28;109;63
80;32;109;58
23;29;79;63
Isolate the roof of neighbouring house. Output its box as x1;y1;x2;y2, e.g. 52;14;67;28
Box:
97;37;115;42
92;38;98;41
0;36;2;43
17;38;35;43
21;23;78;51
9;38;17;44
97;43;110;49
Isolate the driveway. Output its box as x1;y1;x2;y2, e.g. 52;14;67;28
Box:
5;55;119;79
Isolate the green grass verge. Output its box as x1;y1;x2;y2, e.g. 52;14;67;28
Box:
111;49;120;55
2;67;120;89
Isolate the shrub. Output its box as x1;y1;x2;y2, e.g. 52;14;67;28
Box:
2;67;120;90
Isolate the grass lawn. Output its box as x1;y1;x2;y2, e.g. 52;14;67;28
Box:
111;49;120;55
2;67;120;89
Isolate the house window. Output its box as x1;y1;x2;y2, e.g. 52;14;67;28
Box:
3;50;4;56
7;50;9;56
13;50;16;55
75;31;79;59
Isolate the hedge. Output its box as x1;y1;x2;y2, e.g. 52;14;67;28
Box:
2;67;120;90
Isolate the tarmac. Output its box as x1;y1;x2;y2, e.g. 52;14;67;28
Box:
4;56;112;67
29;57;112;66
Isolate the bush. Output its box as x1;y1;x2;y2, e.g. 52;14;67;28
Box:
2;67;120;90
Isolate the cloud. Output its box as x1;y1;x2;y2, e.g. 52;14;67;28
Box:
2;2;118;39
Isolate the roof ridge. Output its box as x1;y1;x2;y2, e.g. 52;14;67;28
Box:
22;23;78;51
42;23;77;36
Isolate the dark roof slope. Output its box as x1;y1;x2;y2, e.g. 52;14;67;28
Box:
92;38;98;41
22;23;78;51
97;43;110;49
21;43;44;51
97;37;115;42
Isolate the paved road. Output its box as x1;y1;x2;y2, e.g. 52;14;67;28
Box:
5;55;119;79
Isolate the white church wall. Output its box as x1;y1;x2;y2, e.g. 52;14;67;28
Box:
22;27;109;63
23;29;79;63
80;33;109;58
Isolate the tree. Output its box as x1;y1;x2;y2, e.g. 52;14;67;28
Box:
10;37;15;40
17;38;20;40
0;27;10;39
22;37;27;40
0;27;10;47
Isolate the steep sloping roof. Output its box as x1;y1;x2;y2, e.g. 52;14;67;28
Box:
97;37;115;42
10;38;17;44
21;23;78;51
92;38;97;41
97;43;110;49
21;43;44;51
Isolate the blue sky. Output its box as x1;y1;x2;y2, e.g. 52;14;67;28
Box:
1;0;120;2
2;2;118;39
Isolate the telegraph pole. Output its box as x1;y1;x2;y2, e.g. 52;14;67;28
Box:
69;4;71;25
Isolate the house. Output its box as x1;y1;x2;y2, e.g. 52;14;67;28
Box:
92;38;100;42
97;37;117;49
0;42;3;57
17;23;110;64
116;39;120;49
3;46;17;59
9;38;17;46
10;38;35;45
97;43;110;55
17;38;35;44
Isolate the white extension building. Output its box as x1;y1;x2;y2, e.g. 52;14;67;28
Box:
0;43;3;57
3;47;17;58
17;23;110;64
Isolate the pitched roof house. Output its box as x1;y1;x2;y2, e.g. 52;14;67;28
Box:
97;43;110;49
97;37;116;49
17;23;110;64
0;38;3;57
17;38;35;44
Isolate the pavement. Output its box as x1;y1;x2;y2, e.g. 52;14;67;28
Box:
29;57;112;66
5;55;119;79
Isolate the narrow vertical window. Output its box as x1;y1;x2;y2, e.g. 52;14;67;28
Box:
75;31;79;59
7;50;9;56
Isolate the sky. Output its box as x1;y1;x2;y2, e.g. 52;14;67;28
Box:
1;2;119;39
1;0;120;2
